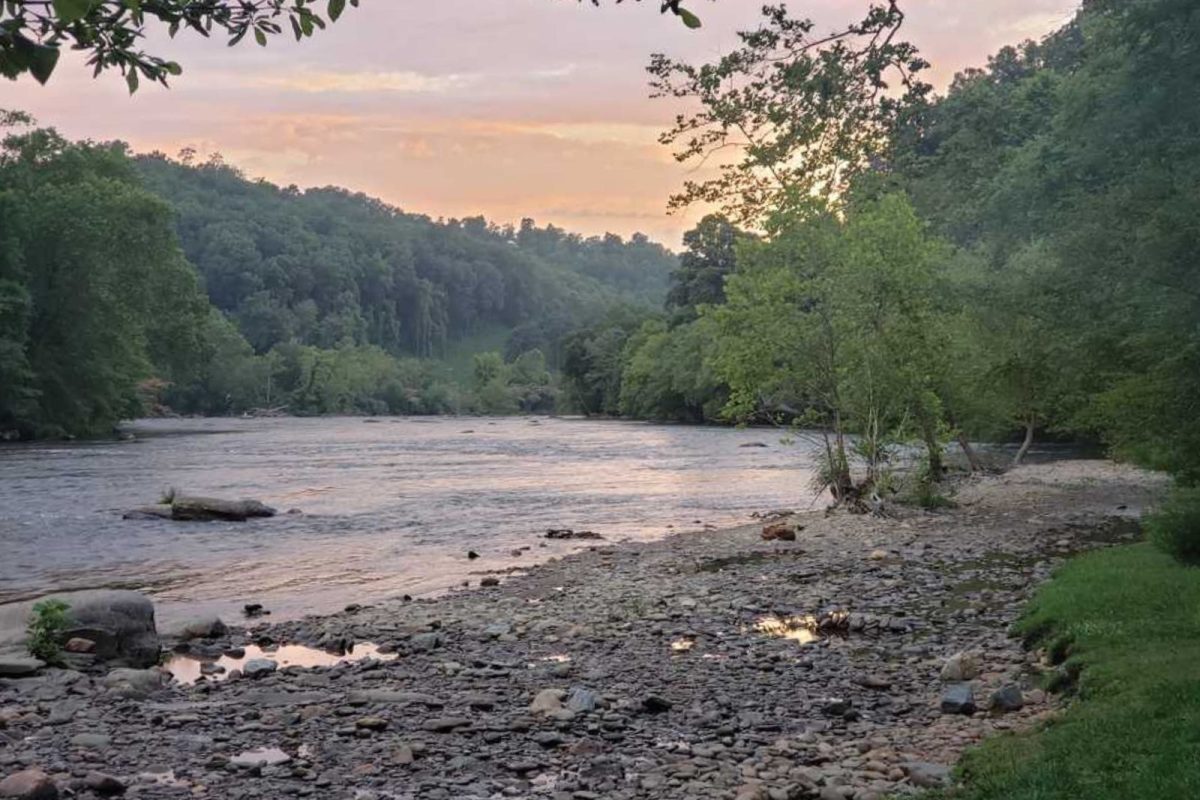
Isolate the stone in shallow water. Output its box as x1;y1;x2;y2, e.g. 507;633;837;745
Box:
940;683;976;715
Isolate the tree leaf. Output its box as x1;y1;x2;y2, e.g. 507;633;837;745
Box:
125;68;139;94
51;0;93;24
328;0;346;22
254;27;267;47
677;8;702;29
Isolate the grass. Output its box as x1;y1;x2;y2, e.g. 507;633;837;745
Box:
927;543;1200;800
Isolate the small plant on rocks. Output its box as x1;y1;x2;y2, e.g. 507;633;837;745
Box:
26;599;71;665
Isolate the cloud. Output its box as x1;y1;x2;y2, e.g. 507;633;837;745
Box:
242;70;479;94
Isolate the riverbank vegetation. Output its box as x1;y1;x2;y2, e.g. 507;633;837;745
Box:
928;543;1200;800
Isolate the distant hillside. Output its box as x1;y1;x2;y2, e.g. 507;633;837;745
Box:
135;154;677;366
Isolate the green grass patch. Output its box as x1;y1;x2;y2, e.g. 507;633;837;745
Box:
929;543;1200;800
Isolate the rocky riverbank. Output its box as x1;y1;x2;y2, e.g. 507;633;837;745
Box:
0;461;1164;800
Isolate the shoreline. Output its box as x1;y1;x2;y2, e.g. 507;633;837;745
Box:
0;460;1167;799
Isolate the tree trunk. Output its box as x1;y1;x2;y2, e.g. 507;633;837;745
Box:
957;432;984;472
1012;416;1036;467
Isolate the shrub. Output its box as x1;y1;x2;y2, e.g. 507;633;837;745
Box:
26;599;71;664
1146;487;1200;565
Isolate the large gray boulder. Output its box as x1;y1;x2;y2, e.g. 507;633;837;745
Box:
0;590;159;671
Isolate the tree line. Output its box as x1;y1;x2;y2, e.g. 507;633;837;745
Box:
0;114;676;437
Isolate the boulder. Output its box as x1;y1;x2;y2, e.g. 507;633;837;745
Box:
529;688;565;714
544;529;604;540
940;683;976;715
989;684;1025;712
0;769;57;800
81;773;124;797
62;591;160;668
168;492;277;522
940;650;982;682
0;590;158;670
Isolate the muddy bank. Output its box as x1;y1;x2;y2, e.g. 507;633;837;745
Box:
0;461;1164;799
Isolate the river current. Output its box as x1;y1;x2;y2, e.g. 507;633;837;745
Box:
0;417;819;626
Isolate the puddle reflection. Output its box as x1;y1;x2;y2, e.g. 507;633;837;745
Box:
166;642;396;684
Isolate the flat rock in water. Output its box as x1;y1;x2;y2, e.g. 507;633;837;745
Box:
122;505;173;520
242;659;278;678
168;492;277;522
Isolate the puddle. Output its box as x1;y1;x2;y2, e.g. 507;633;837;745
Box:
166;642;396;685
753;615;819;644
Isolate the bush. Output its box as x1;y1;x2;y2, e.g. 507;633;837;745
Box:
26;599;71;664
1145;487;1200;565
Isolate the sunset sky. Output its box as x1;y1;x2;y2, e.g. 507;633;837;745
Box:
6;0;1079;246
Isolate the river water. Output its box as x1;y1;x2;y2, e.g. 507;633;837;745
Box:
0;417;819;626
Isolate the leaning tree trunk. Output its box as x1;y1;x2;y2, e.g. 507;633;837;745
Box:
956;432;985;472
1012;416;1036;467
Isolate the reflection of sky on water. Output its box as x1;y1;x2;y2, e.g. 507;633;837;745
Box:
0;416;818;625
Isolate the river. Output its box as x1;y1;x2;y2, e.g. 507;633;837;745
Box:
0;416;819;626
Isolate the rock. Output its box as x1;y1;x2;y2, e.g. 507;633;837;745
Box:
529;689;564;714
533;731;565;749
480;577;500;588
821;697;852;716
853;674;892;690
940;683;976;715
46;590;160;668
641;695;672;714
167;491;277;521
169;616;227;641
467;551;480;560
989;684;1025;712
70;733;111;750
566;687;599;713
410;632;442;651
904;762;951;788
81;772;125;796
243;659;278;678
422;717;469;732
243;604;265;618
0;768;57;800
356;717;388;731
544;529;604;540
102;668;168;698
122;505;173;520
869;549;889;561
761;522;797;542
0;655;44;677
230;748;291;768
63;638;95;654
940;651;982;682
739;442;769;448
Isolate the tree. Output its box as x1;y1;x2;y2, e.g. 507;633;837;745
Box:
0;1;360;92
665;214;746;322
0;0;707;92
649;2;929;226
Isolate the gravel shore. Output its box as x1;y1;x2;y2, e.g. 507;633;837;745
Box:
0;461;1164;800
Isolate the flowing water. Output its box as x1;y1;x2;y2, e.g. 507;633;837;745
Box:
0;416;819;626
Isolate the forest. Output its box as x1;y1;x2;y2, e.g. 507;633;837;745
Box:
2;0;1197;504
0;121;676;433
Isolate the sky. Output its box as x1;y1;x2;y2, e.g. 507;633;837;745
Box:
5;0;1079;247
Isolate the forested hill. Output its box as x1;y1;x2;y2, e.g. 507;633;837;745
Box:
134;154;676;362
0;122;678;439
